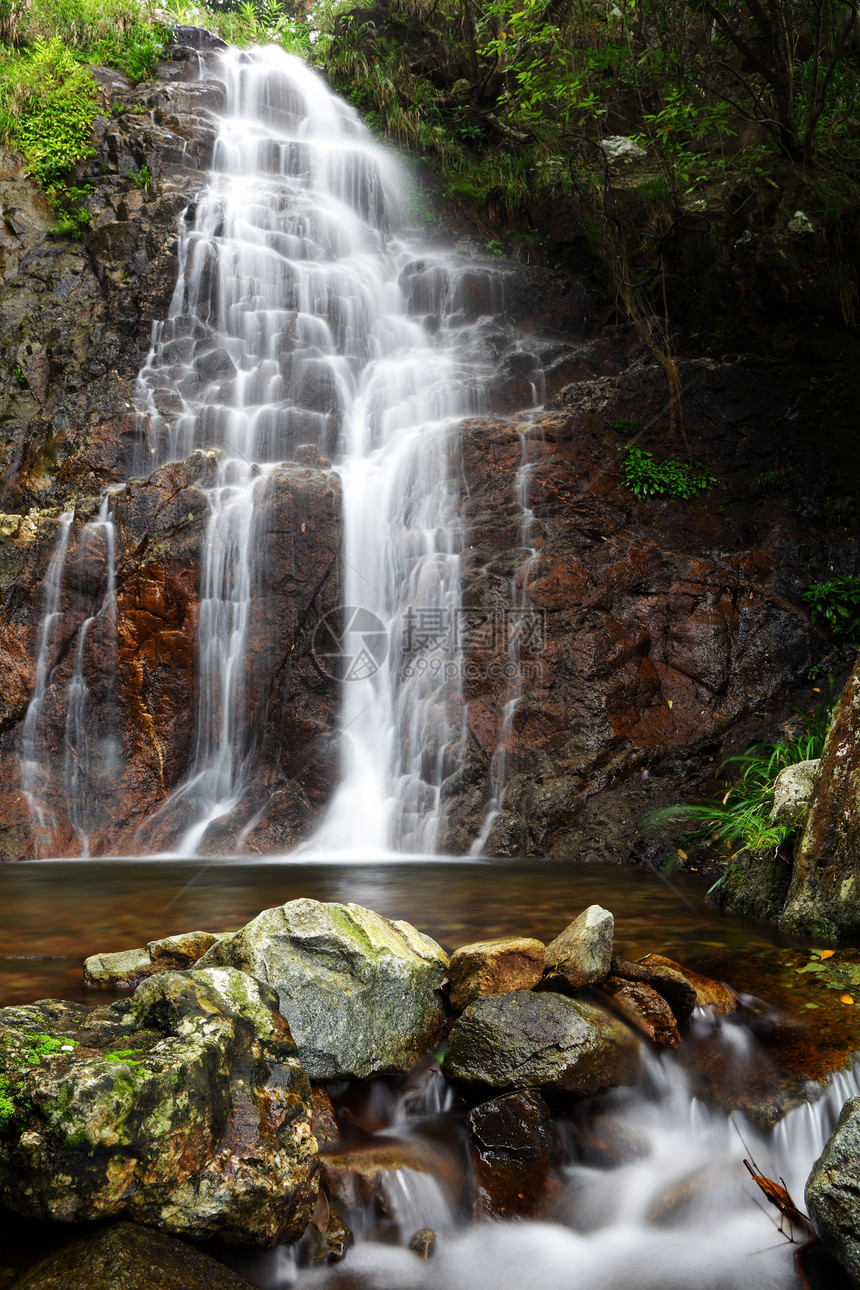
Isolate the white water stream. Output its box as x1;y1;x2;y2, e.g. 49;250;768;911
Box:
127;44;526;856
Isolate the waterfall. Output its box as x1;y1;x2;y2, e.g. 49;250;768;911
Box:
129;45;526;856
19;511;74;854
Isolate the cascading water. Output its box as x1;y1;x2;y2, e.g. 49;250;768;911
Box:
125;44;523;856
235;1015;857;1290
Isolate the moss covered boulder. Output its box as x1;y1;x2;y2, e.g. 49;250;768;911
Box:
0;968;319;1244
196;899;448;1079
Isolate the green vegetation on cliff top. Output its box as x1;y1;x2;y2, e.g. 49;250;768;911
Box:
0;0;170;232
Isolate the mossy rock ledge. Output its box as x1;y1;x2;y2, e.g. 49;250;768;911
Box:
0;968;319;1244
197;898;449;1079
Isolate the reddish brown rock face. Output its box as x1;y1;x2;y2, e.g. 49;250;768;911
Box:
434;355;837;860
0;456;341;858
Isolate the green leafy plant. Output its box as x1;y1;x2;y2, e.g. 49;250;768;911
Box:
803;574;860;646
610;418;639;436
758;468;791;491
645;691;835;867
127;164;152;191
620;445;715;500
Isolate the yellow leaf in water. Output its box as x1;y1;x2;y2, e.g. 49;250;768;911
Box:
820;949;836;959
677;848;688;860
840;994;854;1005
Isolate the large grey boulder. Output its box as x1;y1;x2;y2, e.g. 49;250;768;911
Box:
444;990;640;1094
806;1094;860;1280
196;898;448;1079
0;968;319;1244
545;905;614;989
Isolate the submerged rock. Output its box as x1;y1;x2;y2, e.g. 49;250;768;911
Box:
444;990;640;1095
196;898;448;1078
0;968;319;1244
8;1221;254;1290
447;936;545;1011
545;906;614;989
468;1089;560;1219
806;1095;860;1282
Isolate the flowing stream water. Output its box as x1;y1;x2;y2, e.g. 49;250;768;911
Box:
9;41;853;1290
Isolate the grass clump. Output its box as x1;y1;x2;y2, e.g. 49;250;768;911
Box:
620;445;715;500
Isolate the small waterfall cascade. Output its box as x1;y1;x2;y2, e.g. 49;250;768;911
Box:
251;1020;860;1290
127;44;525;856
19;496;120;857
471;418;545;854
19;510;74;853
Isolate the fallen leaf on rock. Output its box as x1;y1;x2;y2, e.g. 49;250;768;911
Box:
840;994;854;1005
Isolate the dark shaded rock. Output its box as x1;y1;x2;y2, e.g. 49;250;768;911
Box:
782;653;860;938
0;969;319;1243
468;1090;560;1219
444;990;640;1095
447;936;545;1011
711;847;795;923
806;1095;860;1283
197;899;448;1078
8;1221;253;1289
598;977;680;1048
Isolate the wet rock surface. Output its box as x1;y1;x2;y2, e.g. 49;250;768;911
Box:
7;1221;255;1290
598;977;680;1048
447;936;545;1011
0;968;319;1243
468;1089;561;1219
437;352;858;861
197;898;449;1078
545;905;614;989
0;454;341;859
444;989;641;1095
782;651;860;937
83;929;224;988
806;1095;860;1284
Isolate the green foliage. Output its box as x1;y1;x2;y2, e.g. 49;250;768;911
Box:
127;164;152;191
758;468;791;491
620;445;715;500
646;691;835;862
610;418;639;436
0;38;97;192
0;2;169;230
803;574;860;646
